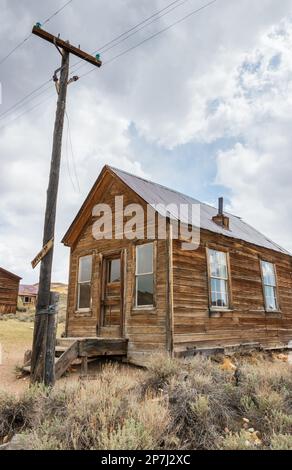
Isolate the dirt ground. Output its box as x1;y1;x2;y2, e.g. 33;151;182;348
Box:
0;318;142;395
0;319;79;394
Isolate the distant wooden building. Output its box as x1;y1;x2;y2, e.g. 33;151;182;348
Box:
61;165;292;365
0;267;21;314
18;284;38;307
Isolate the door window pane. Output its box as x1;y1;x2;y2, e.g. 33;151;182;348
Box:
108;259;120;283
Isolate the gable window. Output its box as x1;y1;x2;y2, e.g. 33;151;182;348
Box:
207;249;230;309
135;243;154;307
260;260;278;311
77;255;92;310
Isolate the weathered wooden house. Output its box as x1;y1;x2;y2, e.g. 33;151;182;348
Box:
0;267;21;314
61;165;292;366
18;284;38;308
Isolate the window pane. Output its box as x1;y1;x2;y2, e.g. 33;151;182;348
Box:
108;259;120;283
261;261;276;286
209;249;228;279
264;286;277;310
211;278;228;307
78;283;91;309
79;255;92;283
137;274;153;306
136;243;153;274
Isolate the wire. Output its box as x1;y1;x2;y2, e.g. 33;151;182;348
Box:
42;0;73;26
0;79;53;121
0;0;74;66
0;0;184;122
70;0;190;73
80;0;218;79
65;112;78;192
65;111;81;192
0;89;55;132
0;0;192;123
0;34;32;67
0;0;218;130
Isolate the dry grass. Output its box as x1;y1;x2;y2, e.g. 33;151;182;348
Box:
0;353;291;450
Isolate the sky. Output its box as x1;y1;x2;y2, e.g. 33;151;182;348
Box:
0;0;292;284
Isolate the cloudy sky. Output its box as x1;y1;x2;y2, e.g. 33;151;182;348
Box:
0;0;292;284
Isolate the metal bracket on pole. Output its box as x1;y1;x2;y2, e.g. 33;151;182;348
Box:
67;75;79;85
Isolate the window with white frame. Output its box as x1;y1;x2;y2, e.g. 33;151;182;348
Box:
77;255;92;310
260;260;278;311
135;243;154;307
208;249;230;308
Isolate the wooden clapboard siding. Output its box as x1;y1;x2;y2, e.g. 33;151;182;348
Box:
66;173;168;363
0;267;21;314
172;230;292;352
64;166;292;364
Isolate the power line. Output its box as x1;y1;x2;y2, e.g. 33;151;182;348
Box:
0;89;55;131
65;111;81;192
70;0;190;74
0;0;74;66
42;0;73;26
0;79;53;121
0;0;184;122
0;0;218;130
80;0;218;79
0;0;191;124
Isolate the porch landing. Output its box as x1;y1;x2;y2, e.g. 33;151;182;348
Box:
23;337;128;379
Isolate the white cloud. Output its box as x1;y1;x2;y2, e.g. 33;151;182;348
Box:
1;0;292;283
214;19;292;252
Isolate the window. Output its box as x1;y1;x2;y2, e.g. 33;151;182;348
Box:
77;255;92;310
135;243;154;307
260;261;278;311
207;249;230;309
107;258;121;283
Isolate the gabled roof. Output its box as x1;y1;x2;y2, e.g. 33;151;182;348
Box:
19;284;38;296
62;165;290;255
0;266;22;281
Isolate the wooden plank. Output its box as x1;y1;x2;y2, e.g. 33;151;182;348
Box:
55;340;79;379
78;338;128;356
31;238;54;269
32;26;102;67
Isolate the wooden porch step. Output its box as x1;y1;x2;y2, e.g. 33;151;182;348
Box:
22;337;128;378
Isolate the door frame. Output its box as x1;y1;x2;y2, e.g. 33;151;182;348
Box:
98;248;126;337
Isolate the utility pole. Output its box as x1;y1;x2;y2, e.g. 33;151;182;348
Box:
30;24;102;386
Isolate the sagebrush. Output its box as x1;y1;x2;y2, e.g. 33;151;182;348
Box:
0;354;291;450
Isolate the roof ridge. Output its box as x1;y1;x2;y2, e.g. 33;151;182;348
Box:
109;165;290;256
109;165;239;217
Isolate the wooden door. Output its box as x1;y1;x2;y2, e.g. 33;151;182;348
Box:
99;253;123;337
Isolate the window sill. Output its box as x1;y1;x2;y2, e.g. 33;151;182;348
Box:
265;310;282;316
132;306;156;314
74;309;92;317
209;308;233;318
